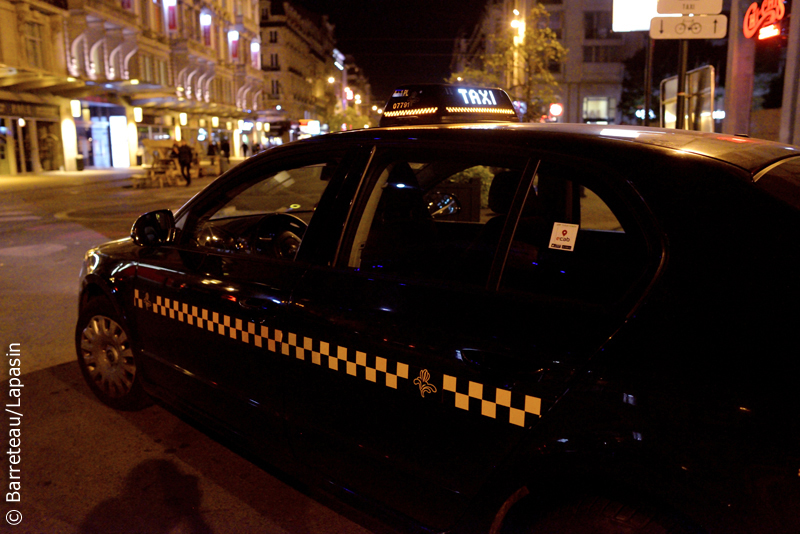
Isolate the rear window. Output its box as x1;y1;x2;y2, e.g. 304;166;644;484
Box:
755;156;800;210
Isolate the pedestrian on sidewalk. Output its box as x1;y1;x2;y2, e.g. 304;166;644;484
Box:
178;140;193;186
207;140;219;165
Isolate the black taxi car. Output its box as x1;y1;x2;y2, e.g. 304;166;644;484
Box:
76;85;800;533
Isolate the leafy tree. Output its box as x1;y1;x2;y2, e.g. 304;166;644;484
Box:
326;106;374;132
448;3;567;122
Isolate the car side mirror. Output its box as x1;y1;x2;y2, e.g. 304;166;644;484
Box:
131;209;175;247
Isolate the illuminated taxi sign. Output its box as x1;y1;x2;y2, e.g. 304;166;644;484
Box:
379;84;519;127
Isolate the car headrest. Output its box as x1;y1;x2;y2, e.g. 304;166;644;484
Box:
488;171;521;214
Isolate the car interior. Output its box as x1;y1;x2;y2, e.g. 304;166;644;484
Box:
353;157;650;305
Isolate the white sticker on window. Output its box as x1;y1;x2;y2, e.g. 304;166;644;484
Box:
548;222;579;251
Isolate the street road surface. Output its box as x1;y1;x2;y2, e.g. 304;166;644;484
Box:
0;169;380;534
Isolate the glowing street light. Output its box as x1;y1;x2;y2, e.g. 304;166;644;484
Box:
511;17;525;45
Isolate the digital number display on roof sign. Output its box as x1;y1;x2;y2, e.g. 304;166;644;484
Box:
379;84;519;127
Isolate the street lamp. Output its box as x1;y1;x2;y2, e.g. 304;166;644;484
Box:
511;17;525;45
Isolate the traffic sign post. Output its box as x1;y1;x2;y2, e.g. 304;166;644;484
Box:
650;15;728;39
635;0;728;130
657;0;723;15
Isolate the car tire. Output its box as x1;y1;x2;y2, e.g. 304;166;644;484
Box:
75;298;149;411
506;496;703;534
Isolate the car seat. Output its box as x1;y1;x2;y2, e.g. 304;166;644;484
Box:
360;162;437;273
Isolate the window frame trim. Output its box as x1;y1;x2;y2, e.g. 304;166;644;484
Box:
487;157;540;291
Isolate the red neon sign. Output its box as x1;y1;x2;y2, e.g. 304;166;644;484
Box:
759;23;781;39
743;0;785;39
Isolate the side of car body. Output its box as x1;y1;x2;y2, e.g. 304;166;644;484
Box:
77;124;800;533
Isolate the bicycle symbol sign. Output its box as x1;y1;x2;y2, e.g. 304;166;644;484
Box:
650;15;728;39
675;21;703;34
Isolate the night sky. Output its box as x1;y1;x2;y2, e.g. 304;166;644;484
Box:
297;0;488;101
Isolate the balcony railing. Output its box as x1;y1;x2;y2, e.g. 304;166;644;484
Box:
83;0;138;26
170;37;216;62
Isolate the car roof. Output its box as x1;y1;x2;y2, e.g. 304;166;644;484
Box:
313;122;800;177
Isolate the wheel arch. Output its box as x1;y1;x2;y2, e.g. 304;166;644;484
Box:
78;274;135;332
463;442;710;534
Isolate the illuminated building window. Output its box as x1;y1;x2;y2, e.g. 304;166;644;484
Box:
583;96;617;124
251;42;260;69
166;0;177;31
228;30;239;59
200;13;212;47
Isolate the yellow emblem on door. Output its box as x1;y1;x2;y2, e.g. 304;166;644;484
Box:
413;369;437;398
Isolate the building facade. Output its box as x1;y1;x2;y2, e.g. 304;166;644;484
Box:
0;0;72;174
258;1;376;141
259;0;338;142
453;0;645;124
0;0;371;173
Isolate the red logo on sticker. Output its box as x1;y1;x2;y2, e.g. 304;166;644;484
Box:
562;230;568;236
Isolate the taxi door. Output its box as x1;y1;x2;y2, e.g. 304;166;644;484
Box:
130;147;363;454
282;146;652;530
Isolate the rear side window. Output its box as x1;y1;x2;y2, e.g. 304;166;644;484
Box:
344;149;528;286
499;160;650;304
755;156;800;210
342;150;654;305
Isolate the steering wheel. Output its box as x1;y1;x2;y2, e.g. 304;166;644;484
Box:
251;213;308;259
194;224;241;252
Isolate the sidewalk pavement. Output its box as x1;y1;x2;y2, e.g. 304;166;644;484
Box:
0;158;248;185
0;167;142;183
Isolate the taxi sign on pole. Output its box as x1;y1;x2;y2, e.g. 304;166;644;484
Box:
657;0;723;15
650;15;728;39
613;0;661;32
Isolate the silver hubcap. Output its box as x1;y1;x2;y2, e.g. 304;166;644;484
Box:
80;315;135;398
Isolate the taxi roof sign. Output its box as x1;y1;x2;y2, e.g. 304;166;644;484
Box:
379;84;519;127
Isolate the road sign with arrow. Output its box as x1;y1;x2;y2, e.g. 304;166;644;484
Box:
650;15;728;39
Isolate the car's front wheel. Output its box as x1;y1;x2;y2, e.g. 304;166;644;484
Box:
76;298;148;410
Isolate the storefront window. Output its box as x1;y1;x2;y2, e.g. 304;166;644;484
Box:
0;119;13;175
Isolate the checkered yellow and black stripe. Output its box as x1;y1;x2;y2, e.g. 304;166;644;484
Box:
134;289;541;427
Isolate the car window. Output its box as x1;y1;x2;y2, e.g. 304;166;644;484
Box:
754;156;800;211
499;160;648;304
210;165;329;220
344;149;527;286
190;158;340;260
